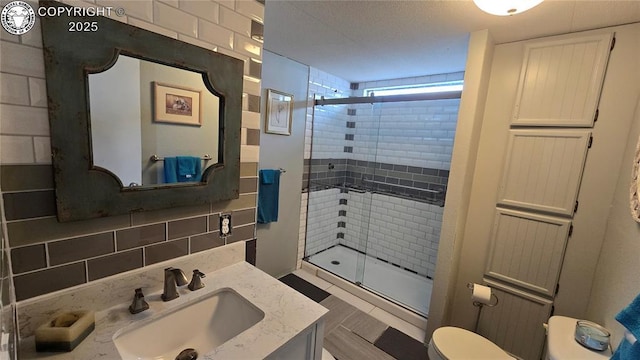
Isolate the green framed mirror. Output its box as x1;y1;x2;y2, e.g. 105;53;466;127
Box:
40;0;243;222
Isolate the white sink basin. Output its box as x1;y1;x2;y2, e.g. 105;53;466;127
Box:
113;288;265;360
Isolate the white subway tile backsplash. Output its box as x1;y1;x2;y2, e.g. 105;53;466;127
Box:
1;135;34;164
154;1;198;37
233;34;261;59
217;0;235;11
242;110;260;130
240;144;259;163
199;19;234;50
96;0;153;22
219;5;251;36
33;136;52;163
20;20;42;48
128;17;178;38
1;73;29;105
0;41;45;78
177;34;217;51
28;77;47;107
0;105;49;136
235;0;264;23
179;0;219;22
241;128;247;145
158;0;179;8
0;27;19;43
243;76;261;96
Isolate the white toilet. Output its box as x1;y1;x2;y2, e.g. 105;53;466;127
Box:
428;326;515;360
428;316;612;360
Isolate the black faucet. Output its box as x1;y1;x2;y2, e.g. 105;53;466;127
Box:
161;267;188;301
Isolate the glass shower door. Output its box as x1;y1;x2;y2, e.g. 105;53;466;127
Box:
304;96;454;317
358;99;445;317
304;102;379;286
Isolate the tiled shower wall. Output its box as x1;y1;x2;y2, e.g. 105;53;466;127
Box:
0;0;264;302
305;189;443;278
300;69;460;279
304;188;342;257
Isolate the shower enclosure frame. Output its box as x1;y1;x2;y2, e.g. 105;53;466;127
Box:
303;89;462;317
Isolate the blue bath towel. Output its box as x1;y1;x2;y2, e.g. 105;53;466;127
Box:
612;293;640;360
164;157;178;183
257;169;280;224
176;156;202;182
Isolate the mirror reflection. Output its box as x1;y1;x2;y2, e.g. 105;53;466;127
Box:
88;55;220;187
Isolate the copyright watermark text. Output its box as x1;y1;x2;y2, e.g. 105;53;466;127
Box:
1;1;125;35
37;5;125;18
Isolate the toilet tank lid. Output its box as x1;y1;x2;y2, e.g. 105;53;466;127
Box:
431;327;514;359
547;316;611;360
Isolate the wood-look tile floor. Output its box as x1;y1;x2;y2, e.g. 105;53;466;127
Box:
279;274;428;360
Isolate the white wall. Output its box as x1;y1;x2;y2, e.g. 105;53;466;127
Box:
256;50;310;278
89;55;142;186
586;56;640;349
426;29;494;339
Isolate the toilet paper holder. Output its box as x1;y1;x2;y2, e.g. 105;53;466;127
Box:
468;283;499;333
467;283;499;307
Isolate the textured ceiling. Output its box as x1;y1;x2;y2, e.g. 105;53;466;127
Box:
263;0;640;83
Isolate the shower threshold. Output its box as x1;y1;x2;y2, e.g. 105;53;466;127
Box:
306;245;432;317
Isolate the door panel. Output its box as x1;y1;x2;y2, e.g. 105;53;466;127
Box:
485;208;571;297
512;33;613;127
498;129;591;216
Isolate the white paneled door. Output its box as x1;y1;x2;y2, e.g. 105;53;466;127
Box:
478;31;613;360
479;279;553;360
498;129;591;216
511;33;613;127
485;208;571;297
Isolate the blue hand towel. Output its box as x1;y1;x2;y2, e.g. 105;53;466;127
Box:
612;337;640;360
617;293;640;339
164;157;178;183
257;169;280;224
261;169;275;184
612;293;640;360
176;156;202;182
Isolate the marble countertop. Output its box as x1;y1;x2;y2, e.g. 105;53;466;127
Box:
19;262;328;359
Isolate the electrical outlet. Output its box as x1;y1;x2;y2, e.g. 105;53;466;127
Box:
219;214;232;236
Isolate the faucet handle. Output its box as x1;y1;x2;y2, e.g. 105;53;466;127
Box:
129;288;149;314
188;269;206;291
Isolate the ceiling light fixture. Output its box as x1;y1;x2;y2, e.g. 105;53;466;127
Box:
473;0;543;16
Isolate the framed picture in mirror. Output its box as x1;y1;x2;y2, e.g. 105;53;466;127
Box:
265;89;293;135
153;82;202;126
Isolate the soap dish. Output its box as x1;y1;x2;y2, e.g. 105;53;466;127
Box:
574;320;610;351
35;311;95;352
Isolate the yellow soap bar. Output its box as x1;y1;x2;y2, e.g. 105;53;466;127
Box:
35;311;95;352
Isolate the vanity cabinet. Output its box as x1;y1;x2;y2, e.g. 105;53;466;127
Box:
267;321;325;360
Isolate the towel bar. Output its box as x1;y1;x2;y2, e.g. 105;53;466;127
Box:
150;154;212;162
